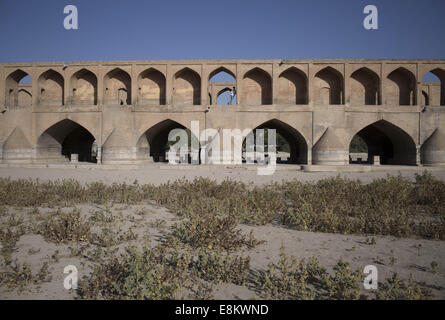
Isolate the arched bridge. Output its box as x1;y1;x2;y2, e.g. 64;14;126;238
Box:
1;59;444;166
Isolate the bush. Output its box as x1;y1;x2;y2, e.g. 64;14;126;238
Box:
37;209;91;244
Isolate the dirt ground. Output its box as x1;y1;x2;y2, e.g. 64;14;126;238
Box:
0;203;443;300
0;166;444;300
1;165;445;185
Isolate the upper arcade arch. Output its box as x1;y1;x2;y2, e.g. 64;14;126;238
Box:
38;69;64;106
5;69;32;107
350;67;380;105
137;68;166;105
421;68;445;106
70;68;98;105
173;68;201;105
387;67;417;106
242;67;272;106
103;68;131;105
314;66;344;105
277;67;308;105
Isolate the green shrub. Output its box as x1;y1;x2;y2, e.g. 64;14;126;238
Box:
37;209;91;244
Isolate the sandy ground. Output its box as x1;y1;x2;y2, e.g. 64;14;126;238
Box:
0;203;444;300
0;166;444;299
1;165;445;185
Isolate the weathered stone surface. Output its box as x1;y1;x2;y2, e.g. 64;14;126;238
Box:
0;59;444;166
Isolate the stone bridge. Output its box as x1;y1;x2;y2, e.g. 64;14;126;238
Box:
0;59;444;166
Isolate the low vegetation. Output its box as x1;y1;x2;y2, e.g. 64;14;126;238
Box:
0;171;443;299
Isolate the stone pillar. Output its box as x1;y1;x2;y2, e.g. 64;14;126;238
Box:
272;63;279;105
63;68;69;106
98;66;104;106
32;67;39;106
308;64;315;107
97;146;102;165
416;144;421;166
166;64;173;105
381;63;387;105
344;63;350;106
201;64;208;106
236;64;243;106
307;148;312;165
0;66;4;107
131;63;138;106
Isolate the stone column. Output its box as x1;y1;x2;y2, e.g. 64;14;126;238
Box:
201;64;208;106
272;63;279;105
63;68;69;106
308;63;315;107
97;146;102;165
166;64;173;105
32;67;39;106
97;65;103;106
344;63;351;106
0;66;4;107
416;144;421;166
131;63;138;106
236;64;243;106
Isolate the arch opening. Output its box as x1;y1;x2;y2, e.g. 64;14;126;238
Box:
173;68;201;105
70;69;97;105
277;67;308;104
350;67;380;105
138;119;200;163
314;67;344;105
6;70;32;107
209;68;236;105
242;68;272;105
216;87;236;105
38;70;64;106
422;90;429;106
104;68;131;105
36;119;97;163
242;119;308;164
422;69;445;106
349;120;416;165
138;68;166;105
387;68;417;106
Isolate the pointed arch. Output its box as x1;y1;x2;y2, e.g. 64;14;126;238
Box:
278;67;308;104
242;67;272;105
6;69;32;106
38;69;64;106
350;67;381;105
5;69;32;107
137;68;166;105
208;66;236;81
104;68;131;105
70;68;98;105
242;119;308;164
215;87;236;105
314;67;344;105
387;67;417;106
349;120;416;165
137;119;200;163
173;68;201;105
36;119;97;163
422;68;445;106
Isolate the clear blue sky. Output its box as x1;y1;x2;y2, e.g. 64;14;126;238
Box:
0;0;444;63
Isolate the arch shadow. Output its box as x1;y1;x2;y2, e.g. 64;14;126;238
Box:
349;120;416;165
